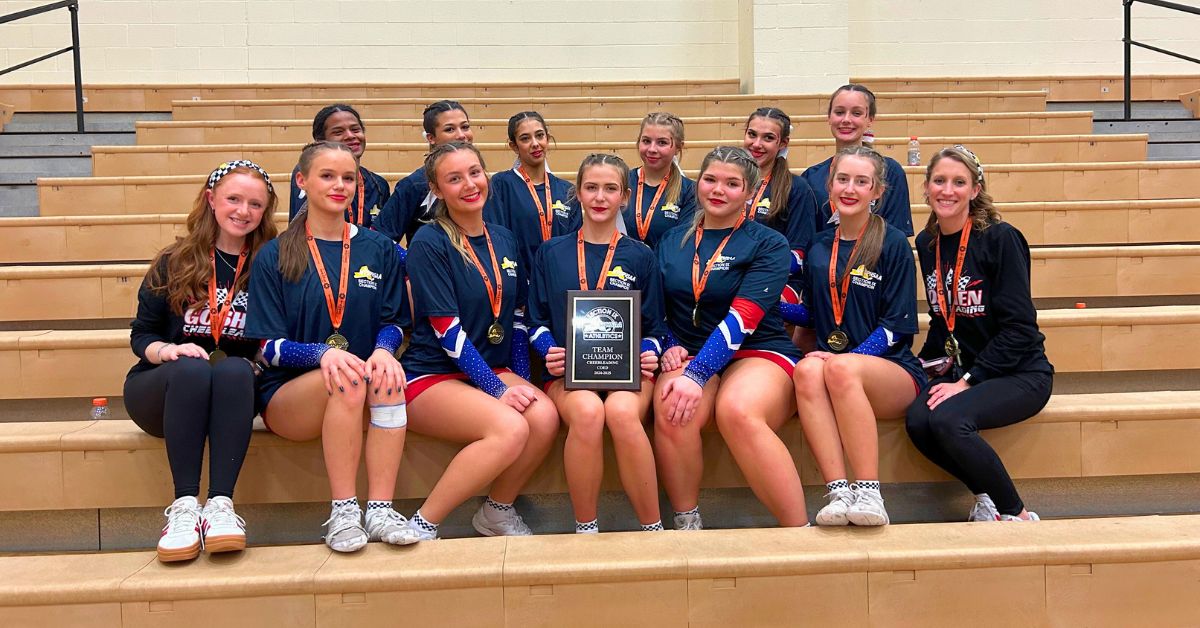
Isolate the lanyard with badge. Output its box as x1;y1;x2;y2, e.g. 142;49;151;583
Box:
746;172;773;220
577;230;621;290
305;222;352;350
206;246;247;364
348;170;366;225
826;219;870;352
461;225;507;344
517;166;555;241
690;213;745;327
634;169;669;241
935;226;972;365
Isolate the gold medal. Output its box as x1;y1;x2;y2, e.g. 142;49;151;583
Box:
944;335;960;359
827;329;850;353
487;321;505;345
326;333;350;351
692;305;700;327
208;348;227;365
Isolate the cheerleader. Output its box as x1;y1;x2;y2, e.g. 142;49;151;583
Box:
623;112;697;249
287;104;390;228
801;84;914;236
375;100;474;244
402;141;560;539
790;146;924;527
655;146;805;529
741;107;818;303
485;111;580;265
125;160;278;562
247;141;415;552
528;153;667;534
906;145;1053;523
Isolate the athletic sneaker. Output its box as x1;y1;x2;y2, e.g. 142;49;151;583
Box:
323;501;368;552
365;507;423;545
673;511;703;531
201;496;246;554
1000;511;1041;522
158;496;202;562
968;494;1001;522
815;487;856;526
846;487;890;526
472;503;532;536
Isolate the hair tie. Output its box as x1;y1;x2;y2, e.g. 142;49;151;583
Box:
207;160;273;194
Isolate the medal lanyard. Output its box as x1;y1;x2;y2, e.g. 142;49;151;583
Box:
934;225;972;337
634;168;669;240
577;229;621;290
827;218;871;330
746;172;773;221
208;246;248;347
691;212;745;323
349;169;365;226
461;225;504;324
518;165;554;241
305;222;351;335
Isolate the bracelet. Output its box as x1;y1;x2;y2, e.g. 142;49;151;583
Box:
156;343;171;363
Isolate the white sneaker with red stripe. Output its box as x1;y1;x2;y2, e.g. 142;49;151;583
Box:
158;496;202;562
202;496;246;553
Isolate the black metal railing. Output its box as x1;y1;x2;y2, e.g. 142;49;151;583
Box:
1124;0;1200;120
0;1;84;132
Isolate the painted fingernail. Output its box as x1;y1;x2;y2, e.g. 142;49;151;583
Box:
338;386;345;393
352;379;358;386
387;388;393;395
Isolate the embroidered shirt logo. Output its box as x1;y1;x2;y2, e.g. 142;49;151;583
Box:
660;202;681;220
712;254;737;271
552;200;572;219
849;264;882;290
501;256;519;277
354;265;381;289
604;265;636;290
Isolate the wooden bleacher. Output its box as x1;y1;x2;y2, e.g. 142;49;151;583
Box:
854;74;1200;102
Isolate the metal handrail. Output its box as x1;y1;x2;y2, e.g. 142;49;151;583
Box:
0;1;84;132
1124;0;1200;120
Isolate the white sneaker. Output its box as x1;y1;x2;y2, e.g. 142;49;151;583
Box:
846;487;890;526
968;494;1000;522
365;507;422;545
158;496;202;562
323;501;368;552
673;511;703;531
815;487;856;526
1000;511;1040;522
472;502;532;536
201;496;246;554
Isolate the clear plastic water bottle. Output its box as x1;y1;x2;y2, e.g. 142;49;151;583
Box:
90;397;109;420
862;128;875;146
907;136;921;166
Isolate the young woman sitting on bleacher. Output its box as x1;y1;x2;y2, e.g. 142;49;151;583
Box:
789;147;925;527
528;153;667;534
125;160;278;563
401;142;559;540
375;100;475;245
655;146;804;529
484;111;580;266
905;145;1054;523
800;84;914;237
247;141;417;552
287;104;391;228
623;112;697;250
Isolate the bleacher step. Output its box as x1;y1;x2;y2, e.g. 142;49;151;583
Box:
1049;100;1193;120
2;112;170;133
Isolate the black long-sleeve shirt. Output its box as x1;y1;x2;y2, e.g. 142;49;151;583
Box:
127;251;260;377
914;221;1054;384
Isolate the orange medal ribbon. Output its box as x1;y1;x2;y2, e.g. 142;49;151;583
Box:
690;212;745;326
207;246;247;348
349;169;365;226
746;172;773;221
460;225;504;324
518;166;555;242
934;224;972;359
305;222;352;335
577;229;621;290
634;168;669;241
827;218;871;330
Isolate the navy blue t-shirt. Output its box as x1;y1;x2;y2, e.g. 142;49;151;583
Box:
749;173;817;295
403;222;528;376
803;222;924;384
621;168;697;250
528;233;667;356
484;168;580;266
247;225;407;405
374;167;435;245
802;155;914;237
287;164;390;229
657;221;799;359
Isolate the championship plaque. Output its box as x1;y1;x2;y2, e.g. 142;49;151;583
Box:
565;290;641;391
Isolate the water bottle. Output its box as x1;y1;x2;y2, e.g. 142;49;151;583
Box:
862;128;875;146
90;397;109;420
907;136;921;166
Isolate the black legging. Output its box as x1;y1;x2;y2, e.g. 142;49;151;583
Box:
904;371;1052;516
124;357;256;500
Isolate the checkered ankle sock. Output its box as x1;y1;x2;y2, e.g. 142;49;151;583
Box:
411;510;438;533
674;506;700;518
485;497;514;513
856;480;881;492
331;497;358;510
575;519;599;534
827;479;850;492
366;500;392;512
641;521;664;531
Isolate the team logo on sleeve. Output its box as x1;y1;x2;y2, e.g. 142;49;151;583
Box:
501;256;519;277
552;200;572;220
604;266;637;290
354;265;382;290
849;264;882;290
660;202;681;220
